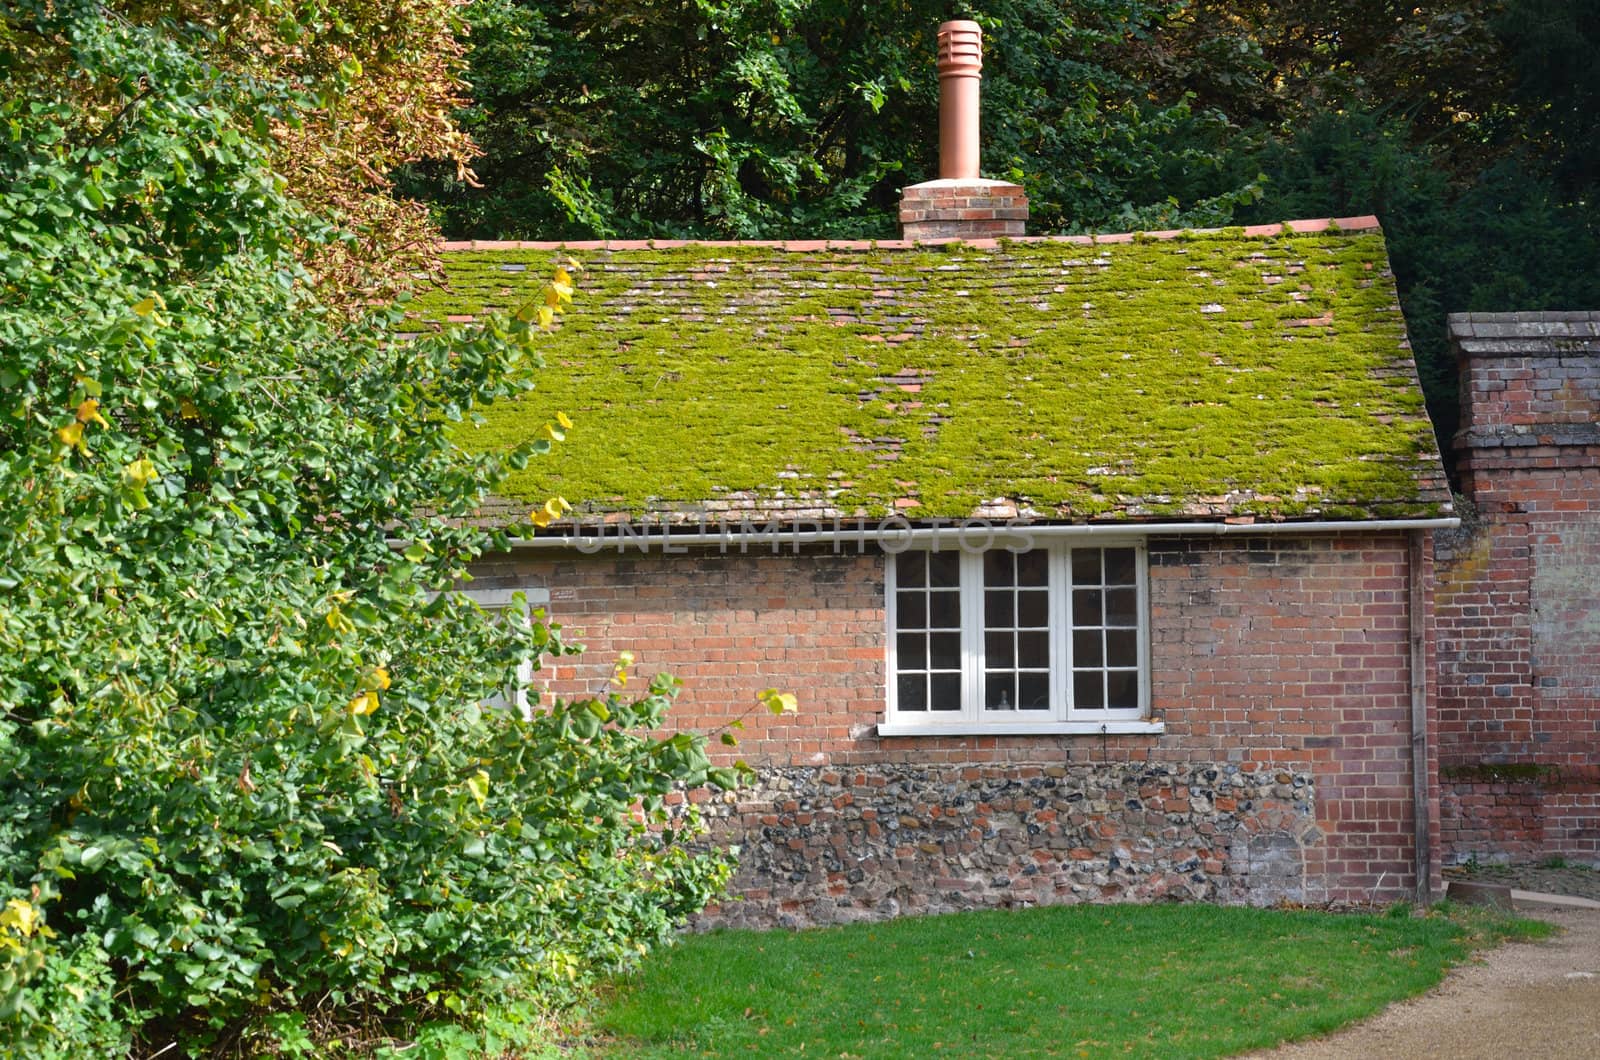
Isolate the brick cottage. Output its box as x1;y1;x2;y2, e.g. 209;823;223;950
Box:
409;24;1596;925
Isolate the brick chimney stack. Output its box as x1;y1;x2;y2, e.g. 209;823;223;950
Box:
899;21;1029;241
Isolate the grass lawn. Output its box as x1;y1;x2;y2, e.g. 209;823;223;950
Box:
592;903;1549;1058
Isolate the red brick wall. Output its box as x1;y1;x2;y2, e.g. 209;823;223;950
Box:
1436;312;1600;866
471;530;1430;920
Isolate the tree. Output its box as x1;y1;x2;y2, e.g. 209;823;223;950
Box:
405;0;1257;239
0;5;733;1052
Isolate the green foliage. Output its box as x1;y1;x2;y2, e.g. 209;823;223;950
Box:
403;0;1254;239
0;4;731;1050
596;903;1550;1057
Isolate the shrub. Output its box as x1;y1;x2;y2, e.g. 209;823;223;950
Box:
0;6;735;1050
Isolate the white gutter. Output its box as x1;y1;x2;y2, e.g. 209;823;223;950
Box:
506;516;1459;551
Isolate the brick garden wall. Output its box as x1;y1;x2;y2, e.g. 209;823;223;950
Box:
1436;312;1600;866
470;530;1429;925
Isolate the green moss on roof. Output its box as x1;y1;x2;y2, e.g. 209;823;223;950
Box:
412;230;1450;525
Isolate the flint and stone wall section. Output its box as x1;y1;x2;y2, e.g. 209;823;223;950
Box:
472;532;1429;926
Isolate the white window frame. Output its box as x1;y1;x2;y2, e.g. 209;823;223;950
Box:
880;543;1161;736
456;586;549;720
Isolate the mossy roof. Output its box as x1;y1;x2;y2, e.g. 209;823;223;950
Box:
412;219;1451;527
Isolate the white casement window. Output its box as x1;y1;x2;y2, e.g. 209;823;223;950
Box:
458;587;548;720
881;544;1159;735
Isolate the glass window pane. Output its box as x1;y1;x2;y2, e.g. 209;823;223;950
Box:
983;549;1013;587
928;590;961;629
1073;629;1103;667
896;591;925;629
1073;589;1102;627
897;551;926;588
1074;671;1105;709
984;590;1012;627
985;673;1015;710
930;674;962;711
897;632;926;670
1017;590;1049;628
1106;587;1138;627
1107;670;1140;710
929;632;962;671
1071;549;1101;585
1016;549;1048;586
897;673;926;711
1106;629;1138;668
1018;631;1049;669
1104;548;1137;586
1018;673;1051;710
985;630;1013;669
927;550;960;588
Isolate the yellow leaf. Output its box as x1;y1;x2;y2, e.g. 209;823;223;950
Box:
542;422;564;442
55;422;84;449
179;398;200;420
466;769;490;809
529;508;552;528
75;398;109;427
1;899;37;938
122;458;158;489
132;297;156;317
553;267;572;287
348;690;379;716
758;688;799;716
536;305;555;330
556;411;574;430
549;280;574;303
543;497;566;520
372;666;391;690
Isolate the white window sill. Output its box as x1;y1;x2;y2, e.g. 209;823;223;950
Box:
877;720;1164;737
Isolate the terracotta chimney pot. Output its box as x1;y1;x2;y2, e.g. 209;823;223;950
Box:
937;20;983;180
897;21;1029;242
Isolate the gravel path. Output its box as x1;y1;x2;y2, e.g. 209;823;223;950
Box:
1241;905;1600;1059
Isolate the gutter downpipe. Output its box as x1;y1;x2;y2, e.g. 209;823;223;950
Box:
1409;528;1434;904
505;517;1461;550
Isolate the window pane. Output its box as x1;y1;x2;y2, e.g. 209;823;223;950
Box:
1071;549;1101;585
984;590;1012;627
1017;549;1048;586
1018;673;1051;710
897;632;926;670
928;590;961;629
896;591;925;629
1107;670;1140;710
1074;671;1105;709
928;550;960;588
985;630;1013;669
1106;629;1138;668
930;674;962;711
897;551;926;588
1017;590;1049;628
1073;589;1102;626
1074;629;1103;667
929;632;962;671
898;673;926;711
1106;587;1138;627
1105;548;1137;586
1018;631;1049;669
983;550;1013;587
985;673;1015;710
